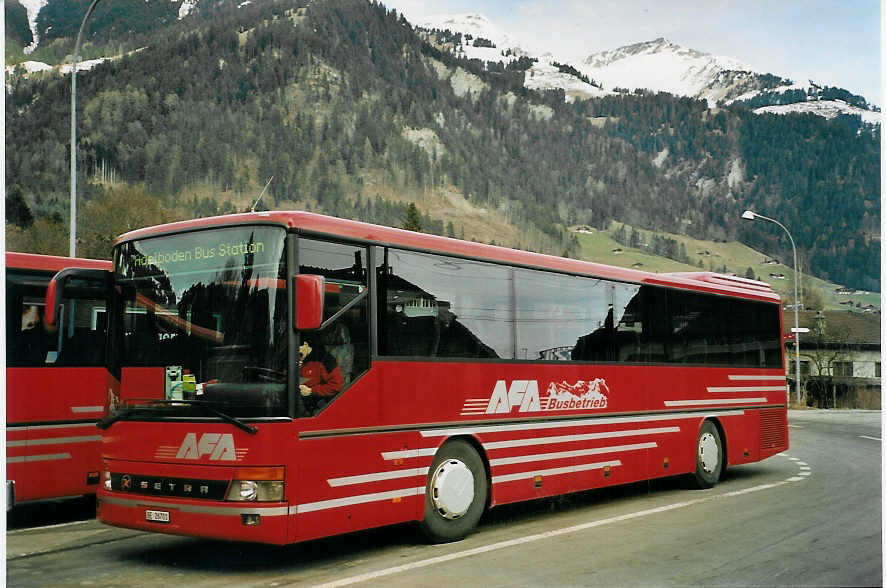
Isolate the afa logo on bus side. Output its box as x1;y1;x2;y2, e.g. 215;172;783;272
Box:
461;379;610;416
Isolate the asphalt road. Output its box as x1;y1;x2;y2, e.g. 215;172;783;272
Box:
6;410;881;587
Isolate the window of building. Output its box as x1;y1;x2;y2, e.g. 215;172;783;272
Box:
876;362;881;378
833;361;854;377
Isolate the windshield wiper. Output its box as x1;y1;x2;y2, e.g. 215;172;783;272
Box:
98;400;258;435
97;407;150;430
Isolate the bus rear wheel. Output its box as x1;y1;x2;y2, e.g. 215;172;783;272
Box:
692;420;724;489
419;440;487;543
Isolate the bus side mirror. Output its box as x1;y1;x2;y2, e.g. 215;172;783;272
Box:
295;274;325;331
44;268;111;328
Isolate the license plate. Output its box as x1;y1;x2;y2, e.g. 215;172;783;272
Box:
145;510;170;523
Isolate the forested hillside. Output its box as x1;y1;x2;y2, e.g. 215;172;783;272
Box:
5;0;880;291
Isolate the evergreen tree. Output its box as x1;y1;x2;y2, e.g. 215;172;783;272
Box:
402;202;423;232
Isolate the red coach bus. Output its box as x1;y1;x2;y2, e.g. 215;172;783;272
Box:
6;252;112;508
47;211;787;544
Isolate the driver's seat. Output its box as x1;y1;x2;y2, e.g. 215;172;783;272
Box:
321;322;354;385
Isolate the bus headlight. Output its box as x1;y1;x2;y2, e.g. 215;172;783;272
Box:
226;467;285;502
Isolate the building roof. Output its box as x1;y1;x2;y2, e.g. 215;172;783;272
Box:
785;310;881;346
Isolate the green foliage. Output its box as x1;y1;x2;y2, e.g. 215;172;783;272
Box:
5;0;880;292
402;202;423;232
5;1;32;46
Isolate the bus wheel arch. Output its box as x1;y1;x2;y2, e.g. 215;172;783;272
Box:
419;437;489;543
692;418;727;488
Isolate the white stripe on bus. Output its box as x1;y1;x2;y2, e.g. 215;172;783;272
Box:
328;467;430;487
71;406;104;413
728;375;786;381
6;435;101;447
381;448;438;461
100;495;289;516
706;386;785;393
491;460;622;484
336;443;654;488
664;398;766;407
483;427;680;450
419;410;746;438
7;453;72;463
295;487;426;514
6;422;99;432
488;443;655;467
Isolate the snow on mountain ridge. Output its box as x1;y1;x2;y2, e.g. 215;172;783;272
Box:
582;37;754;74
416;13;520;52
416;13;606;101
578;37;765;105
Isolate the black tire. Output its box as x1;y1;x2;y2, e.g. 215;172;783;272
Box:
692;420;724;489
419;440;487;543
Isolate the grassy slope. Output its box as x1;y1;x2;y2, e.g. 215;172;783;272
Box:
574;223;881;312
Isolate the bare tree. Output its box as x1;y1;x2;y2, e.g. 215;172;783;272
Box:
800;313;853;408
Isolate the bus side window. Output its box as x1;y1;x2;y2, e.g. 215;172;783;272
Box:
6;270;58;367
56;297;107;366
378;249;510;359
298;238;370;388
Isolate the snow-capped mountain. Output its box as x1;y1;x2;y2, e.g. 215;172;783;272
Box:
415;14;879;123
417;13;608;100
578;37;779;106
416;13;522;59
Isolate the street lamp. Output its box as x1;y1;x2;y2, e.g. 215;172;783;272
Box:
741;209;802;405
70;0;103;257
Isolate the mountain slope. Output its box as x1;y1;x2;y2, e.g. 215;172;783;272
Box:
5;0;880;292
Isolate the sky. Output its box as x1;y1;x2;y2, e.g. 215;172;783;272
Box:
383;0;882;106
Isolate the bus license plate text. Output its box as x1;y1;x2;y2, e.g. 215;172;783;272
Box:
145;510;170;523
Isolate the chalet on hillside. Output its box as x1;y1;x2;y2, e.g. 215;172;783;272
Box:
785;311;881;409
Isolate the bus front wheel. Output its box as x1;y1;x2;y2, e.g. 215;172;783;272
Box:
692;420;724;489
419;440;487;543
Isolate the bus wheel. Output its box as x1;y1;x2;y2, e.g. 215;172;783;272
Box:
419;440;487;543
692;420;723;489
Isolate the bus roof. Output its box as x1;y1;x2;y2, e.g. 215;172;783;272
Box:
6;251;112;272
115;211;781;303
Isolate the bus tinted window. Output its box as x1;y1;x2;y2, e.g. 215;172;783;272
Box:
114;226;288;417
378;249;512;359
514;269;613;361
633;287;781;368
298;238;370;389
6;271;107;367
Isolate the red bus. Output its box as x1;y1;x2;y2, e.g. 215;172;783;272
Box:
6;252;113;509
48;211;787;544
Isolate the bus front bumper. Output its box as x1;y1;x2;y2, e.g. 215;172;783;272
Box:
98;492;291;545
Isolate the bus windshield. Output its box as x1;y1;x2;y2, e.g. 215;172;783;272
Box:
114;226;288;418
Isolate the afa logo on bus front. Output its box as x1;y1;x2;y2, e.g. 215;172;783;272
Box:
461;378;610;416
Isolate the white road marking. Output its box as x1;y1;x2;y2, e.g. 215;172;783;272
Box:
315;479;794;587
788;425;804;429
7;519;92;534
858;435;881;442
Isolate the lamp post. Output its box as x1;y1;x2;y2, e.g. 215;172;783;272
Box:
70;0;103;257
742;209;802;405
